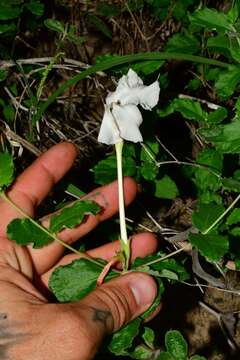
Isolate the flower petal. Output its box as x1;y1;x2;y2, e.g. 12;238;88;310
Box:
138;81;160;110
112;104;143;143
98;106;121;145
106;72;160;109
118;69;144;89
98;69;160;145
106;69;145;106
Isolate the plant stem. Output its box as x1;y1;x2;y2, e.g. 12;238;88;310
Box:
203;193;240;235
0;191;104;268
136;246;188;269
115;141;130;270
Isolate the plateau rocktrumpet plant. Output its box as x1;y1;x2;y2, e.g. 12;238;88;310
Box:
97;69;160;280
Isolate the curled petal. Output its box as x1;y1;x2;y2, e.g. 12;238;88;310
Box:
112;104;143;143
97;106;121;145
106;86;144;107
138;81;160;110
118;68;143;89
98;68;160;145
106;73;160;109
106;69;144;106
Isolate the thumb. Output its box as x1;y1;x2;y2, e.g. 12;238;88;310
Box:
72;272;157;356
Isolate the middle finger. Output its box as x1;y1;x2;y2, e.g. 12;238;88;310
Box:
29;177;137;274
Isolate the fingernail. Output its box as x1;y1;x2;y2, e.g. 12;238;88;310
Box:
129;275;157;309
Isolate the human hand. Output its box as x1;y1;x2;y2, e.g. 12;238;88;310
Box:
0;142;157;360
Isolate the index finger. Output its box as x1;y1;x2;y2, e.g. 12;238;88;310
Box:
0;142;77;236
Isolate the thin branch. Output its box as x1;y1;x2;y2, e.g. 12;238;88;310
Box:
145;210;177;234
180;281;240;296
203;194;240;235
199;301;238;352
125;2;150;51
155;136;179;162
178;93;220;110
0;57;106;76
4;87;29;112
125;217;154;233
0;191;105;268
1;123;41;156
137;246;189;269
141;142;221;178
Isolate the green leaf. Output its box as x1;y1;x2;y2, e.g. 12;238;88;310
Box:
131;60;164;75
188;233;228;261
93;154;136;185
234;167;240;180
66;25;84;45
7;218;52;248
198;191;222;205
165;33;199;54
3;104;15;123
0;69;8;81
49;200;101;233
190;356;207;360
66;183;85;198
88;14;112;39
141;161;159;180
199;119;240;153
194;148;222;192
141;140;159;162
158;98;207;123
134;254;188;281
189;7;233;32
97;54;163;76
236;98;240;118
49;258;117;302
226;208;240;226
44;19;65;33
165;330;188;360
192;203;225;233
214;66;240;99
159;269;179;280
66;32;84;45
145;0;169;21
172;0;194;21
222;178;240;192
131;345;153;359
0;4;21;20
139;265;178;280
108;318;141;355
230;47;240;63
142;327;155;348
206;34;233;57
0;22;16;34
0;152;14;188
230;227;240;236
25;0;44;16
187;78;201;91
156;352;175;360
227;2;239;23
141;279;164;320
154;175;179;199
207;107;227;124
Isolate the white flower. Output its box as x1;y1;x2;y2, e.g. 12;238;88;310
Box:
98;69;160;145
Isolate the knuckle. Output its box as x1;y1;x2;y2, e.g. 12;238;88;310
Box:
92;283;138;331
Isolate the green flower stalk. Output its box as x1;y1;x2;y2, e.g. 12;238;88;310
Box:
98;69;160;273
115;140;129;270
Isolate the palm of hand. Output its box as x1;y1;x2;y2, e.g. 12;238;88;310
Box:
0;143;157;360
